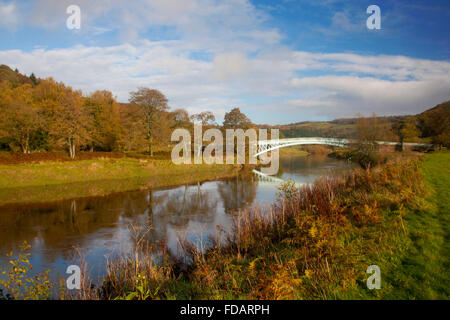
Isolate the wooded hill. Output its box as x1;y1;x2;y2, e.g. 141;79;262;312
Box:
0;65;35;87
274;102;449;147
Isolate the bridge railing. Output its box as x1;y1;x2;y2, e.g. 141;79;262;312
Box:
257;137;352;145
257;137;432;147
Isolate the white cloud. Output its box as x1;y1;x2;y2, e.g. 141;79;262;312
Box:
1;1;449;123
1;41;449;122
331;11;363;32
288;75;450;117
0;2;18;29
212;52;249;82
6;0;280;52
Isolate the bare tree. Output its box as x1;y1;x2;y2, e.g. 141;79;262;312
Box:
191;111;216;126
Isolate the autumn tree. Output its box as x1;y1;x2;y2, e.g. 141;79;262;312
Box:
119;103;147;152
36;79;92;158
392;117;421;151
0;82;42;153
355;113;385;151
191;111;216;126
223;108;252;129
85;90;122;151
222;108;254;155
354;113;394;168
56;89;91;158
129;88;169;156
151;110;174;152
418;101;450;148
171;109;191;128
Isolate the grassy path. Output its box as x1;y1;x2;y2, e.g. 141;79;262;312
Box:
382;153;449;299
418;153;450;298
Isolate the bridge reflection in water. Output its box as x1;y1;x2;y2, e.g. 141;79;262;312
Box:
252;169;305;187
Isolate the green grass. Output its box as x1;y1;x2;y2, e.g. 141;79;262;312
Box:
390;152;449;299
0;158;242;205
351;152;449;299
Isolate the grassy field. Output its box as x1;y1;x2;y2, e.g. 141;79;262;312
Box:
0;157;242;205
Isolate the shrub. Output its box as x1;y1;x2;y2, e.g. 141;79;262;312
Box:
0;242;54;300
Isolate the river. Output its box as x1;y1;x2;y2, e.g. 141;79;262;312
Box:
0;155;356;285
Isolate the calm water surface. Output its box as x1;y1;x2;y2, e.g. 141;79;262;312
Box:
0;155;355;283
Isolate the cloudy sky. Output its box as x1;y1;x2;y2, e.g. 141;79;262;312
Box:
0;0;449;124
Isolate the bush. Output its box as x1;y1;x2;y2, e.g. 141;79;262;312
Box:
0;242;53;300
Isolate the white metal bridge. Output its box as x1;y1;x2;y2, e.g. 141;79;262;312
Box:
255;137;432;157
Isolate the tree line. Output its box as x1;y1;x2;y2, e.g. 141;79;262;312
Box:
355;104;449;150
0;67;255;158
279;104;449;149
1;66;447;159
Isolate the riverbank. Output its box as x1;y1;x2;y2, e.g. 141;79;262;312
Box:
279;147;309;156
1;152;447;300
84;152;448;300
0;158;242;205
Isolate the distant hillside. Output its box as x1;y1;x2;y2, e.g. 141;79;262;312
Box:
274;105;448;142
0;65;36;87
330;115;408;126
275;121;358;139
418;100;449;121
417;101;449;146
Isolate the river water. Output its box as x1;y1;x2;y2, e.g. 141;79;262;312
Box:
0;155;355;285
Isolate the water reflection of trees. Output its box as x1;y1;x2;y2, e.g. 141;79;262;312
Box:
217;176;257;214
0;175;259;264
146;184;220;243
0;195;127;257
0;183;220;253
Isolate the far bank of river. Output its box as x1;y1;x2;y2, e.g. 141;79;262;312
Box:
0;157;242;206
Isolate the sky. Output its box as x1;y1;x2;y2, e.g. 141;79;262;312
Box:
0;0;449;124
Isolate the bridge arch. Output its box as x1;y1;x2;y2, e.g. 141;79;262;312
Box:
254;137;350;158
254;137;432;158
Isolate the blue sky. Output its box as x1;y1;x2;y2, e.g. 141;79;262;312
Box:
0;0;449;124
